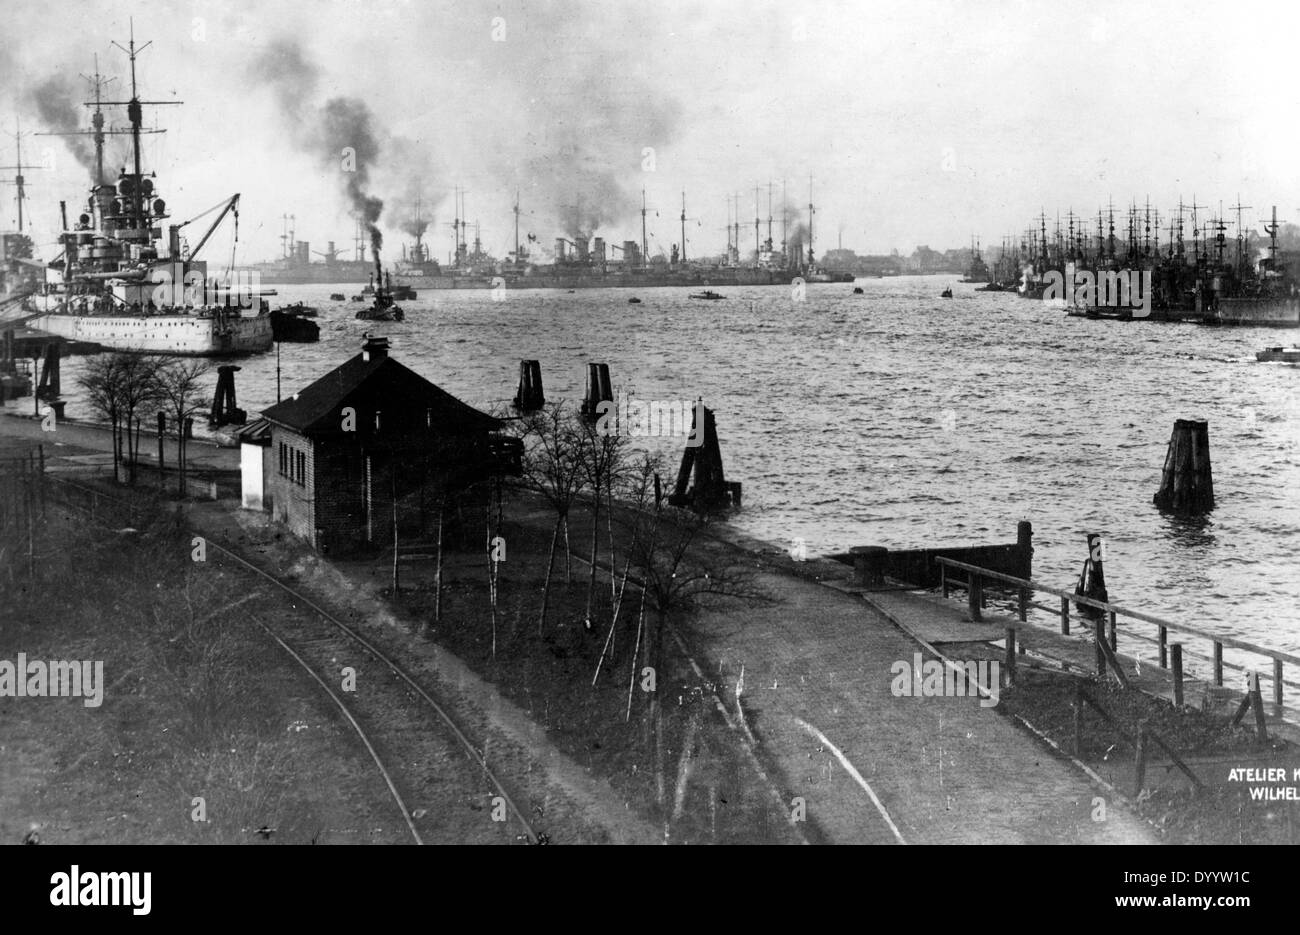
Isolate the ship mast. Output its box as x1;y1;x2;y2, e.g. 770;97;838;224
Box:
781;178;787;267
807;175;815;268
766;181;773;251
680;190;686;264
105;22;180;225
1229;196;1251;277
733;193;740;259
724;195;731;261
640;188;648;270
0;120;42;233
84;56;113;188
1264;205;1279;266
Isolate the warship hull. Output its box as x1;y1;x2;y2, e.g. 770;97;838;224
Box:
1208;296;1300;327
29;311;273;356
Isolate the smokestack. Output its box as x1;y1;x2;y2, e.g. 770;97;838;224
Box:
362;334;390;361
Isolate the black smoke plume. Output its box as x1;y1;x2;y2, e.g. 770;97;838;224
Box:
321;97;384;256
251;40;385;258
28;75;96;175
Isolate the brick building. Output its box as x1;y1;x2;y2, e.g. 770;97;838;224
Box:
258;335;512;554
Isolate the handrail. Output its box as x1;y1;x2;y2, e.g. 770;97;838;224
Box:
934;555;1300;668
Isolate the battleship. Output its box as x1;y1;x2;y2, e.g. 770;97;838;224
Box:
25;31;272;355
251;216;375;285
960;238;991;283
373;184;850;291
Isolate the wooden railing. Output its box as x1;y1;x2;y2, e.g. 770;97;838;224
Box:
935;555;1298;709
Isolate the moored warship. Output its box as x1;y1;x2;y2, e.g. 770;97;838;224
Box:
28;31;272;355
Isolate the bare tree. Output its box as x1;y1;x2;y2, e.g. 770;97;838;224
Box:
117;355;164;485
592;451;662;687
575;415;631;630
518;401;587;634
77;355;129;482
78;353;162;484
154;357;211;496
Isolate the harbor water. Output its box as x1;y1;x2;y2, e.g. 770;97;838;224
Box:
51;274;1300;654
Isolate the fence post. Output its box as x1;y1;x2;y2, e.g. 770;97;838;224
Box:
1213;643;1223;687
1159;626;1168;668
1060;595;1070;635
968;573;983;622
1073;681;1084;756
1018;587;1028;622
37;445;45;517
1095;619;1106;676
1171;644;1184;707
1133;725;1148;797
1250;671;1268;740
1107;611;1117;652
1275;659;1284;708
1005;628;1016;687
941;563;948;598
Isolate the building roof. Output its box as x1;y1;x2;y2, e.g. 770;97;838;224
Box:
233;417;273;445
260;350;501;438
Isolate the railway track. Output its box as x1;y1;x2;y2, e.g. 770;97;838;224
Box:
45;476;548;845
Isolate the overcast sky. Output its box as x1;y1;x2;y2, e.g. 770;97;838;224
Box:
3;0;1299;263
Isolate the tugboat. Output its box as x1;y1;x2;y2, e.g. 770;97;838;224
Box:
628;296;642;304
688;290;725;300
355;264;405;322
27;30;273;356
329;292;346;301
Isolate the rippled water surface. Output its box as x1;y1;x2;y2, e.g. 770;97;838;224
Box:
53;275;1300;651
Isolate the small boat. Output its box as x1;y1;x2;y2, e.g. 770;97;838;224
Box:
270;309;321;342
350;294;366;302
277;301;318;318
852;287;864;294
940;288;953;298
390;284;417;301
356;298;404;322
1256;345;1300;363
329;292;345;301
628;297;642;304
688;290;725;300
